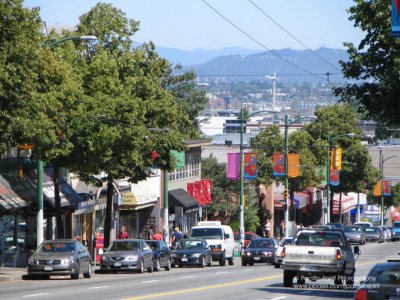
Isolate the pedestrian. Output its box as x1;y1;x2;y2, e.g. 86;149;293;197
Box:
263;220;271;238
170;226;183;247
280;220;286;239
148;225;155;240
118;225;129;239
152;231;163;241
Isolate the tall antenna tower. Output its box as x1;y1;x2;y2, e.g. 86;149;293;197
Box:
265;73;277;109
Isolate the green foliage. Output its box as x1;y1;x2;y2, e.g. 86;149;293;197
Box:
333;0;400;127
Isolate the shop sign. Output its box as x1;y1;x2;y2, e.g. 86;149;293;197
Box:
122;192;137;206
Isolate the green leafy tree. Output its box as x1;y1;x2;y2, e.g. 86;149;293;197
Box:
67;3;193;247
333;1;400;127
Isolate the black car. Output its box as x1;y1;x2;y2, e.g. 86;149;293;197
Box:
171;238;212;268
145;240;172;271
241;238;277;266
354;259;400;299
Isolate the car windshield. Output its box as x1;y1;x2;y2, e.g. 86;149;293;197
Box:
38;242;75;253
368;266;400;284
296;233;343;247
191;228;223;239
248;239;273;248
109;241;140;251
146;241;160;250
176;240;204;250
280;238;294;247
344;227;361;232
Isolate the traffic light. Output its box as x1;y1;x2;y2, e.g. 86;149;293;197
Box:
283;189;288;199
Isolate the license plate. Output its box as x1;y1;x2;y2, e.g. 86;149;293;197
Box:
114;262;121;267
212;248;221;252
254;257;260;260
300;265;317;271
181;258;188;262
44;266;53;271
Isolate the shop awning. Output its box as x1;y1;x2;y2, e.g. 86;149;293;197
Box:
293;192;307;209
169;189;199;210
118;179;158;210
0;175;30;211
332;194;356;215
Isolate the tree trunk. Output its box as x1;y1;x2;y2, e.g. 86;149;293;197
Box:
54;166;64;238
104;178;114;248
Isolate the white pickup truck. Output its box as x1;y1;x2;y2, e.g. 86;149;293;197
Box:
281;229;360;287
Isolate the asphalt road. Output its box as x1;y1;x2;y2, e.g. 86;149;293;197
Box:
1;241;399;300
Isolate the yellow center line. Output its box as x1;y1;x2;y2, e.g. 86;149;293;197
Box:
124;274;282;300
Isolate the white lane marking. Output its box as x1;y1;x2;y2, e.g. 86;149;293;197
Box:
182;275;196;279
88;286;110;289
23;293;50;298
215;272;228;275
301;291;312;294
271;297;287;300
142;280;159;284
244;268;254;272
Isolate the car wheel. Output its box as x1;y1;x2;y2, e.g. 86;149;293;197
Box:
241;261;247;266
207;257;212;267
71;264;80;280
154;258;161;272
274;263;280;269
165;259;171;271
219;252;226;266
137;260;144;273
147;260;154;273
83;262;92;278
228;256;234;266
283;270;295;287
200;257;206;268
249;262;254;266
178;264;183;268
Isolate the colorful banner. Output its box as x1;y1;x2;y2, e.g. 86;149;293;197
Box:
244;152;257;180
330;168;340;186
383;180;392;196
273;153;286;177
200;179;212;204
392;0;400;37
287;153;300;178
226;153;240;180
187;182;201;204
372;181;382;197
171;150;185;169
188;180;212;205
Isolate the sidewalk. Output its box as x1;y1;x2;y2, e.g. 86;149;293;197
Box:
0;267;26;282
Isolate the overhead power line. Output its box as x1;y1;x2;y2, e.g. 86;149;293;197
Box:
248;0;341;72
200;0;327;82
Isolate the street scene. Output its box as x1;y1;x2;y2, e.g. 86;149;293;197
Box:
1;1;400;299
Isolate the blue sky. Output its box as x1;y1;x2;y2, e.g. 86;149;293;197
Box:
24;0;364;51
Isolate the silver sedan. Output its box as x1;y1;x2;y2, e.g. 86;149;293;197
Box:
100;239;153;273
27;239;92;280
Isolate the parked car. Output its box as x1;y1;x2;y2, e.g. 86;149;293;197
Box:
354;259;400;299
364;227;385;243
233;232;261;248
27;239;92;280
381;226;392;242
99;239;153;273
274;237;294;268
344;226;366;245
145;240;172;271
241;238;277;266
171;238;212;268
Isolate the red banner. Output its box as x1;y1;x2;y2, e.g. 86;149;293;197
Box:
273;153;286;177
383;180;391;196
244;153;257;180
187;180;212;206
200;179;212;204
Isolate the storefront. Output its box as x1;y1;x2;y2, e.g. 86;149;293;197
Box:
168;188;199;234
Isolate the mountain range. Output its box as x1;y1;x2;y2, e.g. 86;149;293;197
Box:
153;45;349;83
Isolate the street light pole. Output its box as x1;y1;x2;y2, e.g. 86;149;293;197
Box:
239;108;245;247
35;35;98;247
284;116;289;237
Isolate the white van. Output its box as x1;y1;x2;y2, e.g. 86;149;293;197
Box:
190;221;235;266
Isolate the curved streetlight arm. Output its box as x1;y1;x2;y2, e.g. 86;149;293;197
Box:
47;35;98;48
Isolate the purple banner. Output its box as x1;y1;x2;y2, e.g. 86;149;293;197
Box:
392;0;400;37
227;153;240;180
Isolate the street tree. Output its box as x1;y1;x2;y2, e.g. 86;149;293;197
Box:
333;0;400;127
65;3;193;247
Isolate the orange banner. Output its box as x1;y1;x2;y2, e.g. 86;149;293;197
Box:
287;153;300;178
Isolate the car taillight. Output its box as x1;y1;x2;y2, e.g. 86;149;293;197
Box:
281;247;286;258
336;249;341;260
354;289;367;300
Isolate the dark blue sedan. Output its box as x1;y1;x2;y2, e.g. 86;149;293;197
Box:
241;238;277;266
171;238;212;268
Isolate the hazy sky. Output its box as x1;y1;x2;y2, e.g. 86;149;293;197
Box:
24;0;364;51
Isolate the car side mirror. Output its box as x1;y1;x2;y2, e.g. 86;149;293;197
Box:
354;246;360;255
224;233;229;239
